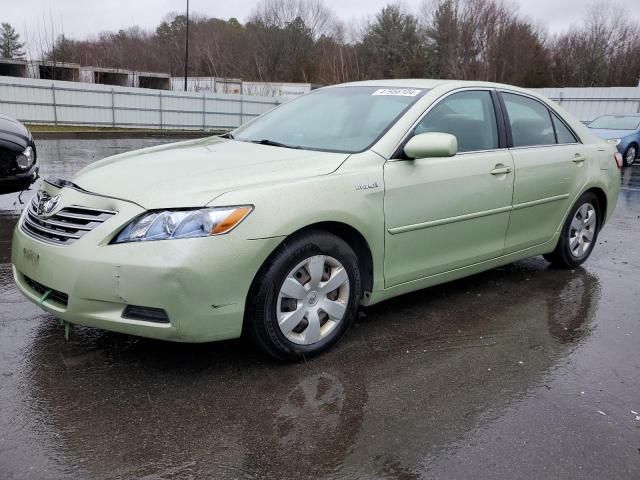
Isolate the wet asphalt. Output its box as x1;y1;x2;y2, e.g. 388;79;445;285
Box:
0;138;639;480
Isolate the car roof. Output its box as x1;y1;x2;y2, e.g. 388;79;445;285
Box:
334;79;451;89
330;78;535;94
594;113;640;117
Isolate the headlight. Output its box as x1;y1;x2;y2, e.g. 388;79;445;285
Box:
113;206;252;243
16;146;34;170
607;138;621;146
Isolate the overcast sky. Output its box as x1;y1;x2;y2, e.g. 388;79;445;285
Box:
4;0;640;48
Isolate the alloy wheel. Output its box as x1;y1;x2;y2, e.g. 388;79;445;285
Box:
569;203;597;258
625;146;636;166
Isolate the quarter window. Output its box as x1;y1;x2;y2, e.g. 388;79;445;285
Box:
413;91;499;153
552;113;578;144
502;93;555;147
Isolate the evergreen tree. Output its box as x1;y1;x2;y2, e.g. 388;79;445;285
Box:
359;6;427;79
0;23;25;58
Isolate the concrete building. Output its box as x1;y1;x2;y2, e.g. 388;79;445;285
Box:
0;59;171;90
80;67;132;87
0;58;29;78
35;61;81;81
136;72;171;90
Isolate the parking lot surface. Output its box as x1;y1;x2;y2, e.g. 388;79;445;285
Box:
1;138;639;479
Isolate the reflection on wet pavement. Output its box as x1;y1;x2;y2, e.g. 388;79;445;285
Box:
0;139;639;479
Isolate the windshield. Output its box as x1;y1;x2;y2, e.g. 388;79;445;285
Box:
233;86;426;153
588;115;640;130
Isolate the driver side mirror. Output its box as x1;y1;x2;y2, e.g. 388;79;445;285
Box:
403;132;458;159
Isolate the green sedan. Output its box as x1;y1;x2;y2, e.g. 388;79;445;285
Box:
11;80;621;360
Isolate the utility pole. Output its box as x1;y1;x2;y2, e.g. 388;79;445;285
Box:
184;0;190;91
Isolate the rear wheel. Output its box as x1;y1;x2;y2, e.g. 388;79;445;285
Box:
246;230;361;361
623;144;637;167
544;192;600;268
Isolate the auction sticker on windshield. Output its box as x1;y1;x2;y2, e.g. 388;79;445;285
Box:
372;88;422;96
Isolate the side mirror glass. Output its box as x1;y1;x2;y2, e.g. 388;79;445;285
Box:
403;132;458;159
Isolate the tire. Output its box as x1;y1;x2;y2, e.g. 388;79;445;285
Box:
623;144;637;167
544;192;600;268
246;230;362;361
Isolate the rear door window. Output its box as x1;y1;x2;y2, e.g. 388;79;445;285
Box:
502;93;555;147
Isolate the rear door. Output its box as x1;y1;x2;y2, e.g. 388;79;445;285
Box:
499;91;589;253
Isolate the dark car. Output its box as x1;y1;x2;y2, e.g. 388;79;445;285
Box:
0;114;38;194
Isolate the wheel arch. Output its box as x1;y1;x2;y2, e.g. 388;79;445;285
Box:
285;222;374;299
246;221;375;306
582;186;608;230
242;221;375;340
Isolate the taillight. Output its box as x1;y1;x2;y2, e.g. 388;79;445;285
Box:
614;152;623;169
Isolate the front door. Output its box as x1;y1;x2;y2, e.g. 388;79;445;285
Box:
383;90;514;287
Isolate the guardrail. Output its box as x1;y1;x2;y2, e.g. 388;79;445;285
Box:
0;76;281;130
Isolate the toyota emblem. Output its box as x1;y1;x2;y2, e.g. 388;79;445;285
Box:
36;193;61;217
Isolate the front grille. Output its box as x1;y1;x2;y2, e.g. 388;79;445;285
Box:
22;275;69;307
21;196;116;245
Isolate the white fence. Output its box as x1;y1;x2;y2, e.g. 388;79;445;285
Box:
530;87;640;122
2;76;638;129
0;76;281;130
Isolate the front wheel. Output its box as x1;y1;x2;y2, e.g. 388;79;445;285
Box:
623;144;637;167
544;192;600;268
246;230;362;361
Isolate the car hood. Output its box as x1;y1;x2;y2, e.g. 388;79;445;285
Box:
0;114;31;152
588;128;636;140
72;137;349;209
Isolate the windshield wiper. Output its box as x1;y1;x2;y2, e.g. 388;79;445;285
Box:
249;139;301;149
220;132;234;139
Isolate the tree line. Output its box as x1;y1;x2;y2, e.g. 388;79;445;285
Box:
4;0;640;88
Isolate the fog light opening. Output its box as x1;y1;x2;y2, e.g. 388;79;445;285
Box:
122;305;170;324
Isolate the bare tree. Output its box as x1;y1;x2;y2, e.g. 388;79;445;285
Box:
422;0;549;85
249;0;339;39
22;0;639;88
548;1;640;86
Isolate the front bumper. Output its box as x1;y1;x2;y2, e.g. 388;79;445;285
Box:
615;142;628;155
0;164;39;194
11;185;282;342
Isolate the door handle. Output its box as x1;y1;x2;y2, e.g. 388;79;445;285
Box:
490;165;512;175
572;154;586;164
